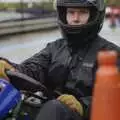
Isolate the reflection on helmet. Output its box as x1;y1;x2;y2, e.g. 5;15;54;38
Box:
56;0;106;47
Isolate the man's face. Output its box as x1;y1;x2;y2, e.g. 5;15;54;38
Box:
66;7;90;25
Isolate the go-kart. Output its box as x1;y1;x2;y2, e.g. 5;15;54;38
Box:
0;71;61;120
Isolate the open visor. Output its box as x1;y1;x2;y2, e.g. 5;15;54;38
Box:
57;0;105;11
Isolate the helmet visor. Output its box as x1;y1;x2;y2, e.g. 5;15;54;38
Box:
57;0;105;11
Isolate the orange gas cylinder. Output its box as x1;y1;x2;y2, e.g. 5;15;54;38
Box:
90;50;120;120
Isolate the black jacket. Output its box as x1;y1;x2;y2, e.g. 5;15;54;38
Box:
11;35;120;118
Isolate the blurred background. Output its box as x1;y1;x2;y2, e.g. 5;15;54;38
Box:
0;0;119;63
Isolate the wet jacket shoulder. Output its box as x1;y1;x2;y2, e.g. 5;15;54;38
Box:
97;36;120;67
13;39;67;85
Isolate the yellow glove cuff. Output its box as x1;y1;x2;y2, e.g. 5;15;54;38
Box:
76;100;84;116
0;60;15;80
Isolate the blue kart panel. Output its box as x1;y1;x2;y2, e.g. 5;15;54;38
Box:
0;79;21;119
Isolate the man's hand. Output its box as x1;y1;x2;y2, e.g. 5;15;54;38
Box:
0;60;15;80
57;94;83;116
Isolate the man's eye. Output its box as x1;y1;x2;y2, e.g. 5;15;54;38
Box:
67;10;74;14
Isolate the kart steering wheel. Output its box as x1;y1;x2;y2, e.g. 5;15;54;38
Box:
6;71;61;100
4;70;61;119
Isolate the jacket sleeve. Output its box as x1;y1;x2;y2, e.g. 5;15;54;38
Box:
11;43;52;89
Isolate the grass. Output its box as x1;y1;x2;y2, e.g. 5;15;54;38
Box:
0;2;55;11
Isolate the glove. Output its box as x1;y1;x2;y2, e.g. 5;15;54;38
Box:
57;94;84;116
0;60;15;80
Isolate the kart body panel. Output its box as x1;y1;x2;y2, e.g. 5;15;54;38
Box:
0;79;21;119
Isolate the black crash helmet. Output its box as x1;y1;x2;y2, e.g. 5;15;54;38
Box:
56;0;106;43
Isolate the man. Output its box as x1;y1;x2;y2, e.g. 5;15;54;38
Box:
0;0;120;120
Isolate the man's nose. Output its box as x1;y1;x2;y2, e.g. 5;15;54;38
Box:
73;12;80;21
